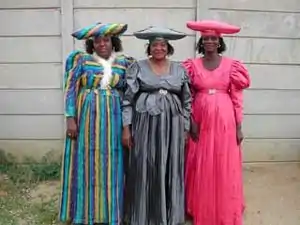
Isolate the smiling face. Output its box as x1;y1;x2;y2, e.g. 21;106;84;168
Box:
93;36;113;59
149;39;168;60
202;35;219;54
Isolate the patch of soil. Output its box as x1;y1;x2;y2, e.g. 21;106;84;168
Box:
29;181;60;204
244;163;300;225
16;219;28;225
0;174;10;195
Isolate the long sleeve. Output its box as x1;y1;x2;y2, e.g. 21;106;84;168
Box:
122;61;140;127
63;50;83;118
230;60;251;125
182;59;196;120
181;69;192;132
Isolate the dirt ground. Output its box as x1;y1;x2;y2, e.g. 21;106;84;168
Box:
1;163;300;225
243;163;300;225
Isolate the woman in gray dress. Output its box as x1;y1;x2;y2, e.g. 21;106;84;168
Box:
122;27;192;225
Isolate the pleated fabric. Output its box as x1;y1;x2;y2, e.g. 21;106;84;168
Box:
124;109;185;225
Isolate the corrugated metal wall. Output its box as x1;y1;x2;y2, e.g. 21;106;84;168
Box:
0;0;299;162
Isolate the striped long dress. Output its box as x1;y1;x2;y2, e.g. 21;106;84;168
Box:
59;50;134;225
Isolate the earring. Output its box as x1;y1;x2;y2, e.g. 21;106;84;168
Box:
218;44;221;48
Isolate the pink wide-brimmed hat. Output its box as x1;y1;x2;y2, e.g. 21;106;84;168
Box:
186;20;240;36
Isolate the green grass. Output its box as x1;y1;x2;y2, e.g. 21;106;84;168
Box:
0;150;193;225
0;150;61;225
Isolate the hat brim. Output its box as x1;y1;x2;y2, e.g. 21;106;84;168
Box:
133;27;186;41
187;20;240;34
134;32;186;40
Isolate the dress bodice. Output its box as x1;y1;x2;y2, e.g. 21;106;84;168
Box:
64;50;134;117
125;59;189;115
75;52;133;89
122;59;192;132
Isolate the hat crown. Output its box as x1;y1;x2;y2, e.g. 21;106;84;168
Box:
72;22;128;40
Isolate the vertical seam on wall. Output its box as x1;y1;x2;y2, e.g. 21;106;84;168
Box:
61;0;75;78
195;0;211;57
61;0;74;128
194;0;198;57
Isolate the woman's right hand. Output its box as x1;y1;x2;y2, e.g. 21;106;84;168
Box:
122;126;133;149
190;119;199;141
66;117;77;139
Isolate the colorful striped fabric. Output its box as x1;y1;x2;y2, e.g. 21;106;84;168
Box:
72;23;128;40
59;50;134;224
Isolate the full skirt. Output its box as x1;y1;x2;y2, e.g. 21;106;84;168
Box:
59;90;124;225
124;107;185;225
185;94;244;225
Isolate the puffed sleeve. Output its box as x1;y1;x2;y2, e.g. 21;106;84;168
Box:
181;67;192;132
230;60;251;125
63;50;84;118
122;61;140;127
125;55;136;68
182;58;196;120
115;55;137;91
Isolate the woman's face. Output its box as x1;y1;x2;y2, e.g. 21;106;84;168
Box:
202;35;219;53
93;36;113;59
149;39;168;60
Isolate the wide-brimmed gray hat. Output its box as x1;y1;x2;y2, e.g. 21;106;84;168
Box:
133;26;186;41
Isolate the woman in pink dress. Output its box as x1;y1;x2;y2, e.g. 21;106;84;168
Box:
182;20;251;225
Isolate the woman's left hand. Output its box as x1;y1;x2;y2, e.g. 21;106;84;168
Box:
184;132;189;143
236;127;244;145
122;126;133;150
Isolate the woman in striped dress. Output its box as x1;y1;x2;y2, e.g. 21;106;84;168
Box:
59;22;134;225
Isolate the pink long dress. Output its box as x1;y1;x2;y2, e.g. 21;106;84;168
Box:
182;56;250;225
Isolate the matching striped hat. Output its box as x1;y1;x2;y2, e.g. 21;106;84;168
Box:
72;22;128;40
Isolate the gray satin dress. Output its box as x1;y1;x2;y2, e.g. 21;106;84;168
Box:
122;59;191;225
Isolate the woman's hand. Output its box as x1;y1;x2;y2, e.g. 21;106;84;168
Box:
184;131;189;143
190;119;199;142
236;124;244;145
66;117;77;139
122;126;133;149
